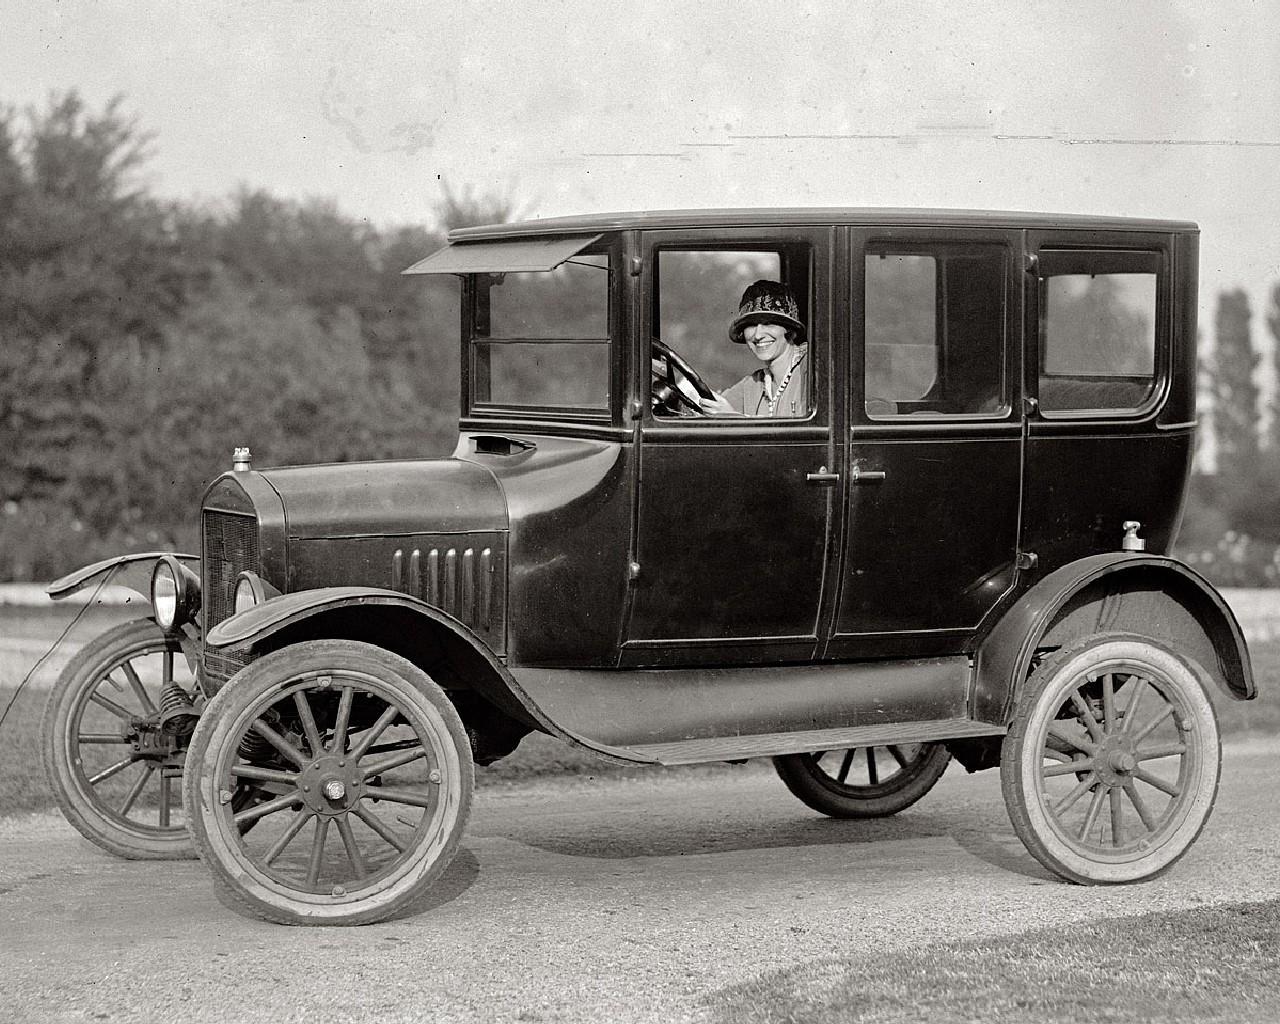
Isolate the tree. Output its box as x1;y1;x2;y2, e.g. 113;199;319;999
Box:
1208;288;1258;485
434;181;522;233
0;92;196;523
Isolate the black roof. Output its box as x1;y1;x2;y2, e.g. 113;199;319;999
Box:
448;207;1198;242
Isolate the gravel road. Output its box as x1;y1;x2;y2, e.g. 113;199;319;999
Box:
3;739;1279;1024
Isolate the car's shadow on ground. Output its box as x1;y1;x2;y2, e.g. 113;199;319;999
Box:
385;846;482;920
469;798;1052;882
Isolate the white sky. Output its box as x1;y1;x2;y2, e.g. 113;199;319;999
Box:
3;0;1279;344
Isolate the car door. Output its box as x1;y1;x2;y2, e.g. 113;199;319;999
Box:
621;226;836;667
827;226;1024;659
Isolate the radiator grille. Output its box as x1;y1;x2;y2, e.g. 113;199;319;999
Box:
202;509;260;632
203;647;252;687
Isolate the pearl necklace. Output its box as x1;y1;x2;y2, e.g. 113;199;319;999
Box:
766;350;804;416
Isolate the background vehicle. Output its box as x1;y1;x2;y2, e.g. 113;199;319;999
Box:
44;209;1254;924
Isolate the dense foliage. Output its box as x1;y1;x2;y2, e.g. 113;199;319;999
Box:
0;94;467;579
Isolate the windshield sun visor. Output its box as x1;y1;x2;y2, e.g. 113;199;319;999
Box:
402;234;603;275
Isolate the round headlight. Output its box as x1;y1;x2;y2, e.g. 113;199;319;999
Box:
151;562;178;629
150;555;200;631
233;574;260;614
233;571;280;615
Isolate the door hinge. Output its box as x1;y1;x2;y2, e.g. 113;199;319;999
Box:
1016;551;1038;571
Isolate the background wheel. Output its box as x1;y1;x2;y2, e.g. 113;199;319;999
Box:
41;619;196;859
1001;633;1221;884
183;640;473;926
772;743;951;818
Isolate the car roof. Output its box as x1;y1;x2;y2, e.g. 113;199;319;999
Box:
448;207;1199;242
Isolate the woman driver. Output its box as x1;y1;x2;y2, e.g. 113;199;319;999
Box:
699;280;809;417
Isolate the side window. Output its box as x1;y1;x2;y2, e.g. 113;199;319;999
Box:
653;248;813;420
864;245;1008;419
1039;256;1158;416
471;253;612;415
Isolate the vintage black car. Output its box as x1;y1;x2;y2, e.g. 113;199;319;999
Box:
43;208;1254;925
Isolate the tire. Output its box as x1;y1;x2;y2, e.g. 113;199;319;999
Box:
182;640;473;926
772;743;952;818
1000;633;1221;884
41;619;196;860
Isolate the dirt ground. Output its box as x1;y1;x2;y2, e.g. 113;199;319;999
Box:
3;738;1279;1024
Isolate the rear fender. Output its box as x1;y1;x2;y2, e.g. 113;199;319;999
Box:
46;552;198;605
973;553;1253;725
207;587;650;766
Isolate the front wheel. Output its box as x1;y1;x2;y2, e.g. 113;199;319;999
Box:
183;640;473;926
1001;634;1221;884
772;743;952;818
41;619;196;859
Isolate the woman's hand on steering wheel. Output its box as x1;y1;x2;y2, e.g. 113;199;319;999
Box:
697;392;736;415
651;340;715;416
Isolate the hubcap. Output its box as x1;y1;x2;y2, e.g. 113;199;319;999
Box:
298;756;362;815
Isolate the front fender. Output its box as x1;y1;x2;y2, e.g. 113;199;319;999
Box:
206;587;656;767
973;552;1254;725
46;552;198;604
206;586;485;648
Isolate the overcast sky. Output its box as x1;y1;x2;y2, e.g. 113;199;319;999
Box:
3;1;1278;339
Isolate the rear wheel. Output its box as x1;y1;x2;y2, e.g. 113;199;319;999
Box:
183;640;473;926
42;620;196;859
772;743;951;818
1001;633;1221;884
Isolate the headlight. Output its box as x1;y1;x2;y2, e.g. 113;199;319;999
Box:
233;571;279;615
150;556;201;631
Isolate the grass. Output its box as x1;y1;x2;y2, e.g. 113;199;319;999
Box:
707;898;1280;1024
2;636;1278;819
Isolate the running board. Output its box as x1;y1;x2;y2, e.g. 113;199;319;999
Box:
614;718;1005;766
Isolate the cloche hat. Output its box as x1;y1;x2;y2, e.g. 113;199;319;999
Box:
729;279;805;344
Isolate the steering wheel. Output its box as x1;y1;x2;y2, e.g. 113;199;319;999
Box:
651;340;716;416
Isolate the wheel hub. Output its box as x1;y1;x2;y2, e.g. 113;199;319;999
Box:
131;719;181;759
1107;749;1137;774
1093;735;1138;786
297;756;362;815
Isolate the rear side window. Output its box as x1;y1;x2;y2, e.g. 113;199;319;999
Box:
1038;250;1161;416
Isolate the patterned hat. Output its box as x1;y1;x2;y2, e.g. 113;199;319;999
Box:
729;280;805;343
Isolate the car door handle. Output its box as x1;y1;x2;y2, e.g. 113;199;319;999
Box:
806;466;840;485
850;465;886;483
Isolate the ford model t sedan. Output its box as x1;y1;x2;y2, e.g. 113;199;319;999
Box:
43;208;1254;925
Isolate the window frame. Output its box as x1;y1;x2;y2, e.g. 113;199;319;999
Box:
462;235;622;425
857;237;1014;424
1034;247;1169;422
640;228;828;432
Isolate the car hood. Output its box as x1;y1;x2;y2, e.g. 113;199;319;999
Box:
259;458;508;539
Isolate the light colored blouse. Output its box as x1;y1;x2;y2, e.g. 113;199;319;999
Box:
719;347;810;418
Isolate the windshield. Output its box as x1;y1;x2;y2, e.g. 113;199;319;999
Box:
469;248;612;418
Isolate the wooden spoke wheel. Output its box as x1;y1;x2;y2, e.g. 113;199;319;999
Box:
41;619;198;859
1001;633;1221;884
183;640;473;926
772;742;952;818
